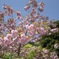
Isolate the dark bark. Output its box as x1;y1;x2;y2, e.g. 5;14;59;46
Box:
18;43;21;56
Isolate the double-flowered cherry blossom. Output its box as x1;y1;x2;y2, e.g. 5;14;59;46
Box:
2;4;13;16
24;5;30;10
11;30;18;37
26;24;36;36
0;0;55;56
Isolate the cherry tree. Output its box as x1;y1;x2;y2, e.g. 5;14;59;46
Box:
0;0;51;56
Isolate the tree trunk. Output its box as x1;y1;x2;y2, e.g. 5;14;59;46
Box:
18;43;21;56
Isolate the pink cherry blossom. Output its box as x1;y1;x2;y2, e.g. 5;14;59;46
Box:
16;11;21;19
39;2;44;7
2;4;7;10
34;14;39;18
7;7;13;16
26;24;36;36
6;34;12;40
11;30;18;37
24;5;30;10
4;37;11;46
2;4;13;16
50;28;58;33
38;7;44;12
29;0;33;4
20;33;29;44
37;27;47;35
26;16;30;20
31;8;36;14
32;3;38;8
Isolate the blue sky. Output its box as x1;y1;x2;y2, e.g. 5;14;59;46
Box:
0;0;59;20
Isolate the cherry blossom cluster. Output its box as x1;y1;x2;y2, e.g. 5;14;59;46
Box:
0;0;58;56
